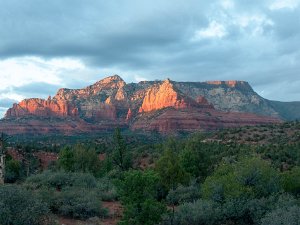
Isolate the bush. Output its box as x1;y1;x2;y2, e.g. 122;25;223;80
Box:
166;182;201;205
202;157;281;202
261;206;300;225
51;188;107;219
220;197;271;225
161;199;222;225
97;177;118;201
281;166;300;195
25;171;108;219
202;163;246;202
25;171;97;190
0;185;51;225
163;193;299;225
236;157;281;197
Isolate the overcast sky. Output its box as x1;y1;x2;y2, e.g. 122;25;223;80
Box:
0;0;300;117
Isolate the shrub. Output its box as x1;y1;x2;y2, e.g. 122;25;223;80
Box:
236;157;281;197
25;171;107;219
166;182;201;205
0;185;50;225
97;177;118;201
202;157;281;202
221;197;271;225
261;206;300;225
202;163;246;202
281;166;300;195
51;188;107;219
25;171;97;190
161;199;222;225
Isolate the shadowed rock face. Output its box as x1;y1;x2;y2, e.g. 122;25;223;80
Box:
0;75;283;135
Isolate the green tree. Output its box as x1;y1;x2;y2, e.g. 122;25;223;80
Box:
58;145;101;175
58;146;74;171
112;128;131;171
73;144;101;174
117;170;166;225
156;145;189;190
4;155;21;183
180;140;213;180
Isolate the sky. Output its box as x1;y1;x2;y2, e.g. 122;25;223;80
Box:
0;0;300;117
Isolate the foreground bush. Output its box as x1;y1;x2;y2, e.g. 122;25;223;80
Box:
202;157;281;202
161;194;299;225
0;185;50;225
281;166;300;195
160;199;221;225
261;206;300;225
97;177;118;201
25;171;97;190
166;182;201;205
26;171;108;219
51;188;107;219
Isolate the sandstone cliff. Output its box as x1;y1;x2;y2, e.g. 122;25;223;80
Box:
0;75;284;135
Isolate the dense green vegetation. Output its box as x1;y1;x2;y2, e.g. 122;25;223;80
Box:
1;122;300;224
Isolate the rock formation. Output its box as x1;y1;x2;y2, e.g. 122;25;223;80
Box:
0;75;286;135
138;79;201;113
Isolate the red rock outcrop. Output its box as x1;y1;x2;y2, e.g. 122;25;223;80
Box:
138;79;200;113
0;75;283;135
5;98;78;118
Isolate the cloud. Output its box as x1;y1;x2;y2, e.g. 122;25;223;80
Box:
270;0;300;10
192;21;227;40
220;0;235;9
134;75;148;82
0;0;299;115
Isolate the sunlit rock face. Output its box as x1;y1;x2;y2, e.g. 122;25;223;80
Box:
1;75;283;135
138;79;207;113
5;98;79;118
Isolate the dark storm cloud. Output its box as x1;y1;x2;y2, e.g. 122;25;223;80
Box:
0;0;205;59
0;0;300;101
